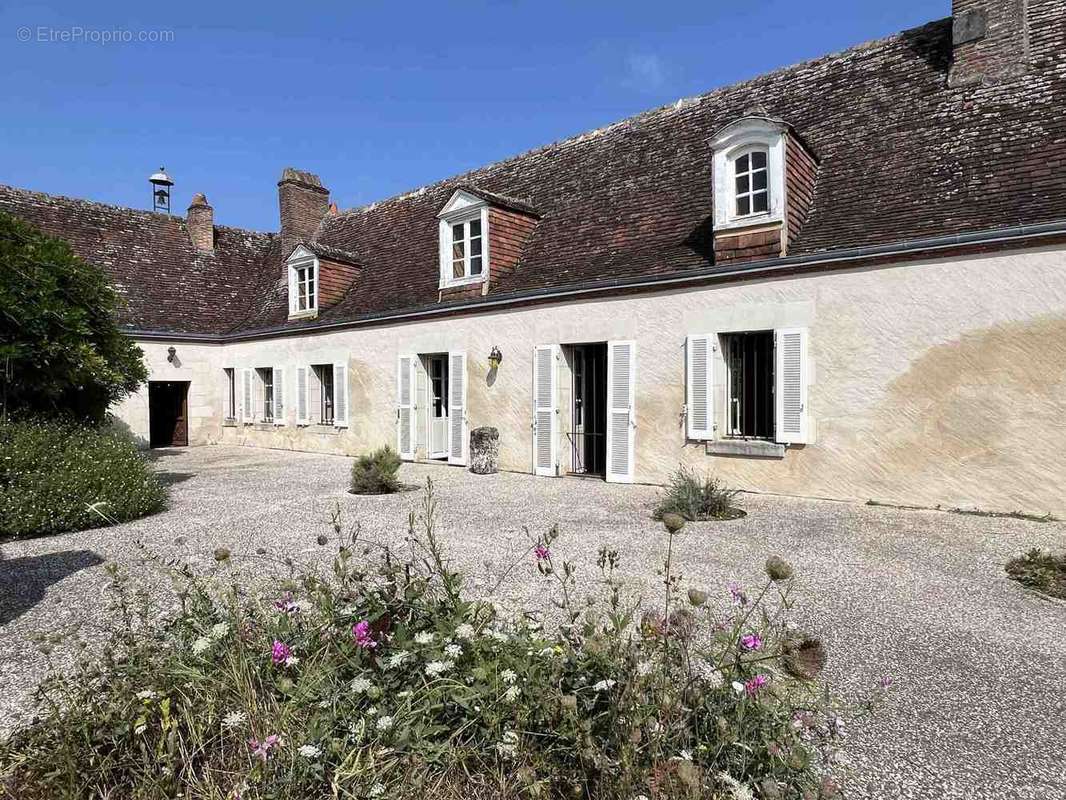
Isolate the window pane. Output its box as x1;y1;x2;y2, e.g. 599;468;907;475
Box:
469;219;481;237
753;170;767;191
735;174;749;194
470;236;482;257
452;223;465;241
736;153;749;173
751;150;767;169
737;195;750;216
470;255;482;275
753;191;768;213
453;259;465;279
452;240;465;260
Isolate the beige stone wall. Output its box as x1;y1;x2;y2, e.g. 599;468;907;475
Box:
117;245;1066;516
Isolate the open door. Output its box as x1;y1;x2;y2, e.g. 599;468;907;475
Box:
532;344;558;476
605;340;635;483
148;381;189;447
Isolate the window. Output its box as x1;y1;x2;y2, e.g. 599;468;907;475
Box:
223;368;236;420
733;149;769;217
312;364;334;425
257;367;274;422
722;331;775;439
438;190;490;288
287;246;319;317
294;263;316;312
450;218;483;280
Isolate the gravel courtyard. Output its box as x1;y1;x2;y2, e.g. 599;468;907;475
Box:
1;445;1064;799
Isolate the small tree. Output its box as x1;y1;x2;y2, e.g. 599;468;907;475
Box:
0;211;147;423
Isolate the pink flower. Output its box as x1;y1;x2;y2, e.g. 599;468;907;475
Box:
534;544;550;562
248;733;281;761
271;640;292;666
744;674;769;696
273;592;300;614
353;620;377;649
740;633;763;651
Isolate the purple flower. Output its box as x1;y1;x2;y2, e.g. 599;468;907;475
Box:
273;592;300;614
879;676;894;688
271;640;292;666
740;633;763;651
353;620;378;650
729;582;748;607
744;674;769;696
248;733;281;761
534;544;550;562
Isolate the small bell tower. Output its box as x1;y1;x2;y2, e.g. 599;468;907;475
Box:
149;166;174;213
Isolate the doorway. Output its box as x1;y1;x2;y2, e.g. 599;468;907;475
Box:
569;343;607;476
148;381;190;448
426;354;449;460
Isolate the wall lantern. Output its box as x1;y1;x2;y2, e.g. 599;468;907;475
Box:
488;345;503;370
167;346;177;363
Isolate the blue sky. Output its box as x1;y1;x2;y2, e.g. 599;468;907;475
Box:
2;0;943;231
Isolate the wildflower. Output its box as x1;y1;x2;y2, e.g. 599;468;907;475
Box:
134;723;147;735
135;689;158;701
376;715;394;731
592;679;616;692
273;593;300;614
191;636;212;655
687;587;708;607
248;733;281;762
675;749;693;761
386;650;410;670
210;622;229;639
782;635;827;680
455;623;476;640
369;783;385;797
504;685;521;702
764;555;794;582
444;642;462;658
695;661;724;688
298;743;321;758
744;674;769;696
351;676;373;694
661;513;686;533
425;660;451;677
487;628;510;643
718;772;756;800
285;655;300;667
353;620;378;650
534;544;551;561
740;633;763;651
731;681;746;695
500;668;518;685
729;582;748;607
636;660;654;676
879;675;894;688
414;631;435;645
222;711;246;729
496;730;519;758
271;640;292;666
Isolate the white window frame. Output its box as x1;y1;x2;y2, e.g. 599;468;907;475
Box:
732;146;770;219
286;245;319;318
438;190;490;289
711;117;787;232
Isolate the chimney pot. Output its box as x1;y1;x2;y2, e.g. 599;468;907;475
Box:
186;193;214;252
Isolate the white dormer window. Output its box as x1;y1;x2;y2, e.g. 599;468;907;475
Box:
712;117;787;231
438;190;490;289
286;245;319;317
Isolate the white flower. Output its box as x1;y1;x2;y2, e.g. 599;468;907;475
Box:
366;706;378;716
488;628;510;643
134;723;147;735
135;689;158;701
634;796;651;800
455;623;476;640
376;715;394;731
414;631;435;645
386;650;410;670
369;782;385;797
444;643;462;658
351;677;373;694
592;679;616;692
496;729;519;758
298;743;321;759
500;668;518;685
504;685;521;703
210;622;229;640
222;711;246;729
676;749;693;761
285;655;300;667
538;647;556;658
636;660;654;676
425;660;452;677
191;637;211;655
731;681;746;696
718;772;755;800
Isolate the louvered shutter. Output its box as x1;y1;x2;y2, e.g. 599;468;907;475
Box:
775;328;809;444
532;344;557;476
686;334;714;440
241;369;253;423
296;367;308;424
448;351;467;465
273;367;286;424
333;363;349;427
396;355;415;460
606;340;636;483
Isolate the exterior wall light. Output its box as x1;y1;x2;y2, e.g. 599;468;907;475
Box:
488;345;503;370
167;346;177;363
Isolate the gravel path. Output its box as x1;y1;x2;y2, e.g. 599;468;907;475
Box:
1;446;1064;799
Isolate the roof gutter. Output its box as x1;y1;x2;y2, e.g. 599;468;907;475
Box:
127;218;1066;344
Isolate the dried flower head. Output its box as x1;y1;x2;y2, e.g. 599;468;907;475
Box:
782;635;827;680
212;547;231;562
687;587;708;607
764;556;794;582
661;513;686;533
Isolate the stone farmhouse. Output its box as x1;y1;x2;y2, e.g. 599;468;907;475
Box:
3;0;1065;515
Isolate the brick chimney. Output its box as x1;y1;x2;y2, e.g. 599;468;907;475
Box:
278;167;329;260
948;0;1029;87
186;193;214;252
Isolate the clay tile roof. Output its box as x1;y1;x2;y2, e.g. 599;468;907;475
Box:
453;184;541;217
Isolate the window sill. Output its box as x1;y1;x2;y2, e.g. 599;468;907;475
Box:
706;439;785;459
288;309;319;321
715;213;783;234
223;418;238;427
296;423;342;434
439;275;486;290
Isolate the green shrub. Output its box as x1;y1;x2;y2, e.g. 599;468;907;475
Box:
653;465;742;521
0;481;884;800
1006;548;1066;599
0;417;167;538
350;446;403;494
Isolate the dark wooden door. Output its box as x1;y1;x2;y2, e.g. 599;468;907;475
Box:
149;381;190;447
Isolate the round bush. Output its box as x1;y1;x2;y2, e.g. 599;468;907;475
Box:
349;446;404;494
0;417;167;538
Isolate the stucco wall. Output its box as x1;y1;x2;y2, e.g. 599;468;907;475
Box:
116;245;1066;516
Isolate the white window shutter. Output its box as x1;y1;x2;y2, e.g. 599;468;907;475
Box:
273;367;286;424
333;363;349;427
241;368;253;423
396;355;415;460
296;367;308;424
606;340;636;483
448;351;467;465
775;327;809;444
532;344;557;476
686;334;714;440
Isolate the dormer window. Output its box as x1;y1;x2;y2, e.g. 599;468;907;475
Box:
733;148;769;217
286;245;320;318
450;217;483;280
438;189;490;289
711;116;787;231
